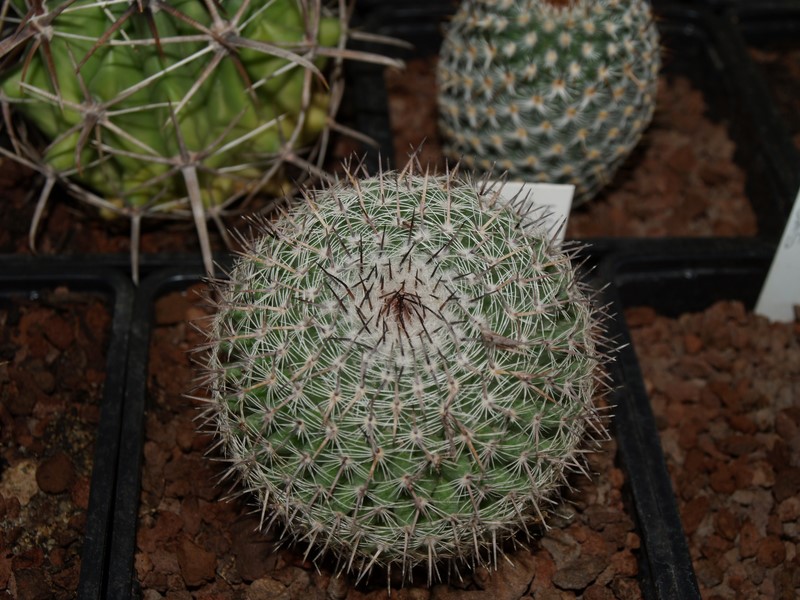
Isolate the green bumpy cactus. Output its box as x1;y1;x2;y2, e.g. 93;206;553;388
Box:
0;0;359;278
201;162;608;583
437;0;660;205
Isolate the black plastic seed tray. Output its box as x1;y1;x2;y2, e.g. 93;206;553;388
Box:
598;239;776;598
600;239;774;317
100;242;699;599
652;0;739;12
103;265;211;600
346;2;457;174
354;0;457;19
349;2;794;243
0;258;134;600
725;1;800;200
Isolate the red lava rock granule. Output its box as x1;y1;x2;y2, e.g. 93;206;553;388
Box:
627;300;800;599
0;289;110;599
133;285;642;599
385;59;758;238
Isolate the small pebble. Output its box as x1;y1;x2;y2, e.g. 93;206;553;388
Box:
35;452;75;495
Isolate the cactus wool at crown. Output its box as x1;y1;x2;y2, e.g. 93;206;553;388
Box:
437;0;660;205
200;164;609;582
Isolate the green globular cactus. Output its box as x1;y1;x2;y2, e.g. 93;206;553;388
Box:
437;0;660;205
200;161;609;583
0;0;395;279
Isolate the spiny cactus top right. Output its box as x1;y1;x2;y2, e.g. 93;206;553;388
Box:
436;0;661;205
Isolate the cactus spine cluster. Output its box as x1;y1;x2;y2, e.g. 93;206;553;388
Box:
437;0;660;205
0;0;393;278
200;161;608;583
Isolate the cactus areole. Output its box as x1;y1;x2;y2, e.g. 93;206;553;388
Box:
201;164;609;583
437;0;660;205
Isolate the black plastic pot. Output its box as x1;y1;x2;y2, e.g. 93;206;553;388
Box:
0;258;134;600
350;2;794;243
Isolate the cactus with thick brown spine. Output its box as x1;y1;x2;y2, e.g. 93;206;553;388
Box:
198;160;610;583
0;0;398;280
437;0;660;205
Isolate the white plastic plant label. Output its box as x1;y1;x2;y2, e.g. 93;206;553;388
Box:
489;181;575;246
755;185;800;322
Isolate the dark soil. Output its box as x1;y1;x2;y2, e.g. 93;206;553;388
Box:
384;59;758;238
626;301;800;599
0;289;111;599
749;44;800;150
132;285;642;599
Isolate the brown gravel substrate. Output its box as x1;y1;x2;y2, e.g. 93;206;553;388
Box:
384;59;758;238
133;285;643;599
626;301;800;599
0;289;111;599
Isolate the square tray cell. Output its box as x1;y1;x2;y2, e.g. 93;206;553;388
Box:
600;239;796;598
349;3;791;241
104;242;699;599
0;261;133;600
